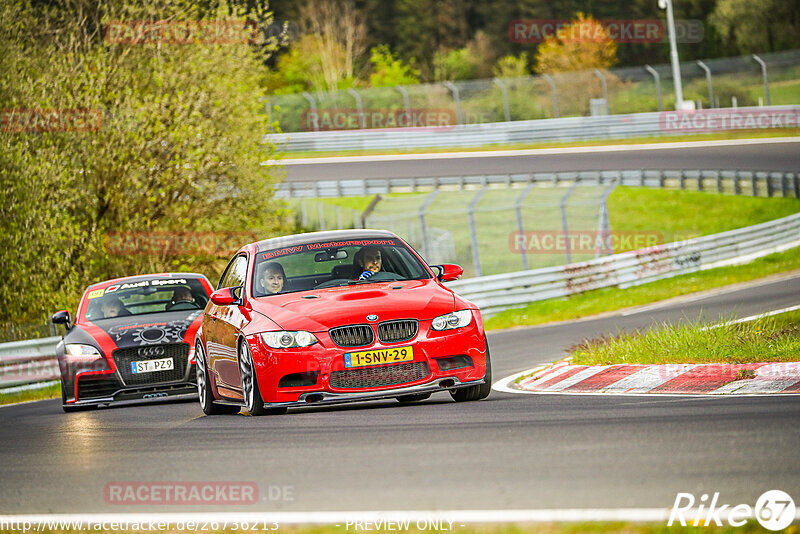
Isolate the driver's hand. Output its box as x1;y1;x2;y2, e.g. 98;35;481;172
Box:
358;271;374;280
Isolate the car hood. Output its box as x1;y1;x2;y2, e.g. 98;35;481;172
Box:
250;279;455;331
75;310;204;350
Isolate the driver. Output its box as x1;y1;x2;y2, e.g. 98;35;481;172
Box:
353;246;382;280
167;287;195;308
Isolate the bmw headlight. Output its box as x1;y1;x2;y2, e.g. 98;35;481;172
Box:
261;331;318;349
431;310;473;331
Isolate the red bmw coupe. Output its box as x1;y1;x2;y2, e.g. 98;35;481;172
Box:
196;230;491;415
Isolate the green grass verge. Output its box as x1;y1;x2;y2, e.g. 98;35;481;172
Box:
279;129;800;159
484;246;800;331
0;382;60;406
571;310;800;366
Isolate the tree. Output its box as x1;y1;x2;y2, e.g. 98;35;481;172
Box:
534;13;618;73
369;45;420;87
0;0;290;334
298;0;366;90
711;0;800;54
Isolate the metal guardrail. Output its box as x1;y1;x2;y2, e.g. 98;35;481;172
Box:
277;169;800;198
267;105;800;152
0;337;60;390
447;212;800;316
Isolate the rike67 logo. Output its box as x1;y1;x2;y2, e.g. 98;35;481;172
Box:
669;490;796;530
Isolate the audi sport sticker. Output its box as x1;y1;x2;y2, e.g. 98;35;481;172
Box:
105;279;188;293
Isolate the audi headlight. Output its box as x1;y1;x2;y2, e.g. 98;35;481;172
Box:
260;331;318;349
431;310;473;331
65;344;102;359
62;344;109;378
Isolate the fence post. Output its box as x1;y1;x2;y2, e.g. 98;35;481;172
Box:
751;172;758;196
301;92;318;132
515;183;536;271
336;206;343;229
361;194;382;228
794;172;800;199
443;81;463;125
752;55;771;106
593;69;610;114
560;181;579;264
680;170;686;190
493;78;511;122
644;65;662;112
734;170;741;195
353;209;360;229
766;172;773;197
696;60;714;108
301;197;308;227
395;85;412;123
317;202;326;230
347;88;365;129
597;180;618;257
541;74;560;118
716;170;722;193
468;187;488;277
418;190;440;260
698;171;704;191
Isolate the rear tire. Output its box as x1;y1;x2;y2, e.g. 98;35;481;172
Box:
450;336;492;402
197;341;239;415
239;340;286;416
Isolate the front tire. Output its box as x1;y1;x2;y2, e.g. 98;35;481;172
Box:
196;341;239;415
450;336;492;402
239;340;286;416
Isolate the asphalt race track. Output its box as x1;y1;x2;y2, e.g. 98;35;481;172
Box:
282;138;800;181
1;273;798;514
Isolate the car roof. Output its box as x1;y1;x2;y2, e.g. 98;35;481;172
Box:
252;229;399;253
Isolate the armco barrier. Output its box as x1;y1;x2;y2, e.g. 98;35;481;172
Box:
267;105;800;152
0;337;60;390
447;212;800;316
276;169;800;199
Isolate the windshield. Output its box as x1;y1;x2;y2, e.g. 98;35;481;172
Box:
84;278;209;321
252;238;431;297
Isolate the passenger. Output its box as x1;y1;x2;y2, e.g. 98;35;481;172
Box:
353;246;382;280
260;262;286;294
100;297;127;318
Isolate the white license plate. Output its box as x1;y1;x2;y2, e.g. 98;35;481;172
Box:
131;357;174;374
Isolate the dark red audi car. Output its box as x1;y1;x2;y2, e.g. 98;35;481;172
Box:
196;230;491;415
52;273;214;411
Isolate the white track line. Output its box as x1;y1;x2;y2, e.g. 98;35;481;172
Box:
703;304;800;329
0;509;673;524
271;137;800;165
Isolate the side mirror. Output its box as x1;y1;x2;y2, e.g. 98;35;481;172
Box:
51;310;72;330
432;264;463;282
210;287;242;306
